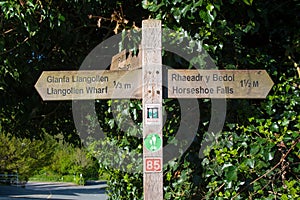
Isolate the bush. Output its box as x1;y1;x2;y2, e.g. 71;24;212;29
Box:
202;76;300;199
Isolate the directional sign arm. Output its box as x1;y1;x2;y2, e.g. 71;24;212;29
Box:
168;69;274;99
34;70;142;100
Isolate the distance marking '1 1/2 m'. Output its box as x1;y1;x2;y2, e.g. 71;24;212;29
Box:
240;79;259;88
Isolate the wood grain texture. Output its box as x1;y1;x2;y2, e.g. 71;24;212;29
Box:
142;19;163;200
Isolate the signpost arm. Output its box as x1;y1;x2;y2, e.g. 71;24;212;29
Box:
142;19;163;200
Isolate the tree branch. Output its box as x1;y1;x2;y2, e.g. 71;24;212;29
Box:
231;137;300;199
0;36;29;56
3;28;16;35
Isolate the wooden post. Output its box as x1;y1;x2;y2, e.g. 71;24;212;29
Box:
142;20;163;200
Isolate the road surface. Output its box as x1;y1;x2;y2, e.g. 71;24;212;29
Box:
0;181;108;200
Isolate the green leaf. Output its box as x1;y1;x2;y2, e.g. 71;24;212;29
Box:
181;4;191;17
108;119;115;129
250;144;260;155
193;0;203;8
166;171;172;181
264;151;274;161
165;192;172;199
246;159;255;168
222;163;233;170
199;10;215;25
243;0;253;6
206;4;214;12
225;166;237;181
270;123;279;132
58;14;65;22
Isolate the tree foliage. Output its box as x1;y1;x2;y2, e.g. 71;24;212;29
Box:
37;139;100;184
0;132;56;181
0;0;146;142
0;132;99;183
202;76;300;199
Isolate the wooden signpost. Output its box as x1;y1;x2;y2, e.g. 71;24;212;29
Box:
35;19;274;200
142;20;163;199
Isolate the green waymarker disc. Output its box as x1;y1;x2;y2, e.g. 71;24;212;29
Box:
144;133;162;152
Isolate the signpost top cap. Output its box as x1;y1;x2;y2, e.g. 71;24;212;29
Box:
142;19;161;28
